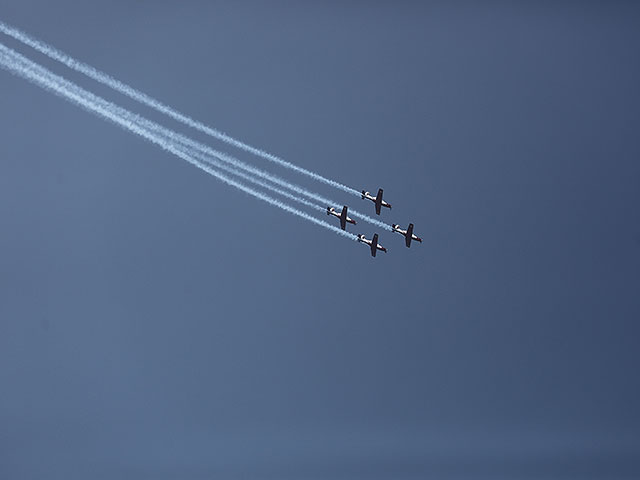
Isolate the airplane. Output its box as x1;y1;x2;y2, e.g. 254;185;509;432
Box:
357;233;387;257
327;205;356;230
392;223;422;248
361;188;392;215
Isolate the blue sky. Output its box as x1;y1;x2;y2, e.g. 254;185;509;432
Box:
1;2;639;478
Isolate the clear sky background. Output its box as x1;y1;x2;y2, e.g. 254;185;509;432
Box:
1;2;639;479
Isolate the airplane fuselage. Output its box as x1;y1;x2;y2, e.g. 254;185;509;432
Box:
392;227;422;243
362;189;391;215
328;208;355;224
391;223;422;247
362;192;391;209
328;206;357;231
357;234;387;256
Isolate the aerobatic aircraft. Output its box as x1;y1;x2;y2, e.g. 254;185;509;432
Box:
361;188;392;215
357;233;387;257
327;205;356;230
392;223;422;248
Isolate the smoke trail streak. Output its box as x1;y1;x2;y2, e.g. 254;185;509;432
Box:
170;139;391;231
153;128;392;230
0;21;362;196
4;40;393;232
168;136;392;231
0;47;357;240
183;148;325;213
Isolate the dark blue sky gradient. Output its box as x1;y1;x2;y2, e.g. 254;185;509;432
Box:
1;2;639;478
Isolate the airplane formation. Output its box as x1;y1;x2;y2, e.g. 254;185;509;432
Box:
0;22;421;261
328;187;422;258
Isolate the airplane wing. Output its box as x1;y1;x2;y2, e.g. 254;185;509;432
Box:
375;189;383;215
340;206;347;230
406;223;414;248
371;233;379;257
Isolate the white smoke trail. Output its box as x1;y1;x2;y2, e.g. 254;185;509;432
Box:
3;39;393;232
3;39;328;215
183;148;326;213
155;130;392;231
0;21;362;196
168;136;392;231
0;46;357;241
